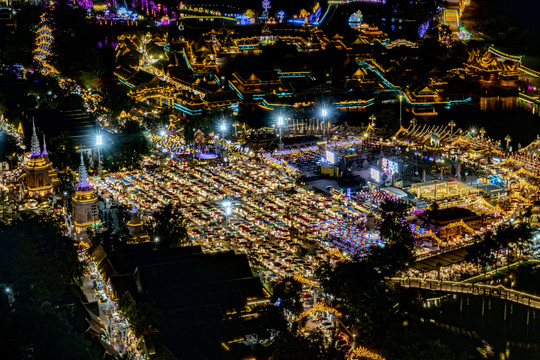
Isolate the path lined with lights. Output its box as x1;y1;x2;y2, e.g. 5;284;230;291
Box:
79;249;148;359
33;12;102;112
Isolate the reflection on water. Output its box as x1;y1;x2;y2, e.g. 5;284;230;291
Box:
479;96;517;112
418;266;540;359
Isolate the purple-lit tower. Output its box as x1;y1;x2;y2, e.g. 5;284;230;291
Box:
72;152;100;240
22;121;57;197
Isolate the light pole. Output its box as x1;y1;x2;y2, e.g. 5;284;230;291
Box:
277;115;284;150
222;199;232;226
321;108;328;141
220;122;227;141
448;120;456;134
479;128;486;140
505;135;512;152
96;133;103;177
219;121;227;154
369;114;376;129
3;285;14;305
222;199;233;248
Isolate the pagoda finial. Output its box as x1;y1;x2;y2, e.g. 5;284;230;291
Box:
130;198;139;213
30;119;41;159
77;152;92;191
42;134;48;155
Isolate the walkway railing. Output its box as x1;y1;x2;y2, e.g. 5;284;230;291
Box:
391;277;540;310
415;242;472;261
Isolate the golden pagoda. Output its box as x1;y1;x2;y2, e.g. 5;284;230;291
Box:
72;152;100;239
126;203;149;243
21;121;57;197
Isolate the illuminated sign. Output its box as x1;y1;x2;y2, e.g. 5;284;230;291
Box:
326;150;336;164
370;168;381;183
382;158;398;175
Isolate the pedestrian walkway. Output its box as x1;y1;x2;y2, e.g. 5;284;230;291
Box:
391;277;540;310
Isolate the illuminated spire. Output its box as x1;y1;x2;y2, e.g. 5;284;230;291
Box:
42;134;48;155
30;119;41;159
77;152;91;191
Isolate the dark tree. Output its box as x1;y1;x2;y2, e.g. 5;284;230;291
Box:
0;6;41;67
271;276;304;314
111;119;152;169
465;232;498;279
0;213;97;359
50;130;79;171
0;132;21;162
118;294;164;338
251;305;288;343
0;212;82;303
145;203;189;248
101;84;134;118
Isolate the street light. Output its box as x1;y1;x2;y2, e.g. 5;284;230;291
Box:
159;129;167;137
3;284;14;305
505;135;512;151
479;128;486;139
222;200;232;224
277;115;284;149
96;133;103;177
369;114;376;128
320;107;328;140
448;120;456;134
217;121;228;154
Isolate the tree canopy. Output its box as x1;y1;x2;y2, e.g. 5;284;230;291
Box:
145;203;189;248
0;213;98;359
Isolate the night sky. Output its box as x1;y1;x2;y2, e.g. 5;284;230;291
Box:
498;0;540;32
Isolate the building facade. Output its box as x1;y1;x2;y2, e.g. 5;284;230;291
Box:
72;153;100;239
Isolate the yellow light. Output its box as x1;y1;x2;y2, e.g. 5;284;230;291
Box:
351;346;386;360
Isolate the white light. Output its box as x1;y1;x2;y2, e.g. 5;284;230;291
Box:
159;129;167;137
96;135;103;146
5;287;11;294
277;116;284;127
155;237;159;243
220;123;227;132
321;108;328;118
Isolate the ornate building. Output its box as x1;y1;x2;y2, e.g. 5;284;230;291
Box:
126;205;149;243
21;122;58;197
72;153;100;239
465;49;519;79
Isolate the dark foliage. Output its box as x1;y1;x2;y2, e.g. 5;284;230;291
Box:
145;202;189;248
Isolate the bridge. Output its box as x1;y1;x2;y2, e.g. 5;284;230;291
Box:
392;277;540;310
